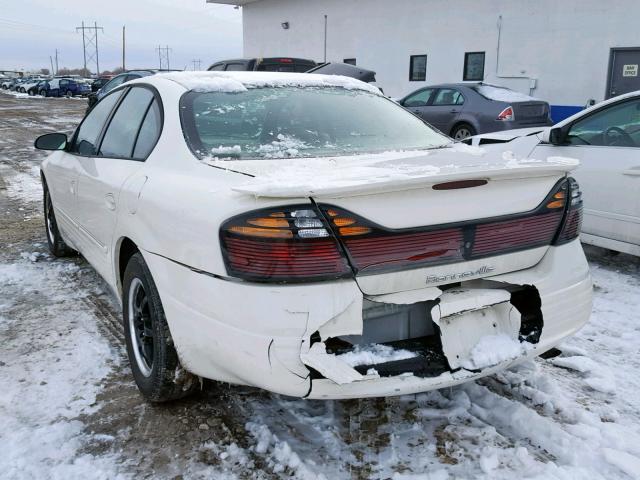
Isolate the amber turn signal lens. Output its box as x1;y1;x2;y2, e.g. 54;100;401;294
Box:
333;217;356;227
229;226;293;238
247;217;290;228
546;200;565;209
553;192;566;199
269;212;286;218
326;209;340;217
339;226;372;236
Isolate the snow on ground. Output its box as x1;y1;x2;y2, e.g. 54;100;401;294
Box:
0;92;639;479
0;258;122;479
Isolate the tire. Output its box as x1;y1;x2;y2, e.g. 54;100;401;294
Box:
43;183;75;257
28;89;35;96
65;90;73;98
451;123;476;141
39;90;47;97
123;252;199;402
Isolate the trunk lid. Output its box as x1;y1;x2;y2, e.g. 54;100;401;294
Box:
220;144;578;294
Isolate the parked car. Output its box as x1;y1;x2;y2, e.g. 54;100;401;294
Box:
91;76;112;92
208;57;316;73
1;78;16;89
467;90;640;256
36;71;591;402
397;83;553;140
18;78;46;94
39;78;91;97
87;70;159;110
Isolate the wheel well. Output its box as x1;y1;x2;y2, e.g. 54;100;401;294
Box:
118;238;139;292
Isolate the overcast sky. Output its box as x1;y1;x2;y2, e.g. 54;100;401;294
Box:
0;0;242;73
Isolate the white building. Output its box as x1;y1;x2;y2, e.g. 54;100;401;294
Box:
208;0;640;121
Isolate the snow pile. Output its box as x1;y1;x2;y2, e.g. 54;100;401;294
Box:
337;344;418;367
158;71;382;95
475;84;539;102
255;134;311;158
246;422;326;479
461;334;532;370
208;145;242;157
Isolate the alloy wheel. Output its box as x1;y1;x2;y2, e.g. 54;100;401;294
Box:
128;278;154;377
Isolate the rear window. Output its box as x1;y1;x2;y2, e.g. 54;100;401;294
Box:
180;87;449;160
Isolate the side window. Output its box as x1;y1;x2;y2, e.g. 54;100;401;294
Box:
71;90;124;156
409;55;427;81
403;89;434;107
59;79;68;87
103;75;126;93
567;99;640;147
133;99;162;159
225;63;246;71
433;89;465;106
463;52;485;81
209;64;225;71
99;87;154;158
343;58;356;65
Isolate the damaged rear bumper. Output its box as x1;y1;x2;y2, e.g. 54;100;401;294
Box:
144;239;592;400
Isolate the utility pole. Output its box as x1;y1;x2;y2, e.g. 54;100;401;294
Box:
79;21;87;72
122;25;126;71
323;14;328;63
191;59;202;71
75;22;104;75
49;56;54;75
156;45;172;70
54;49;59;75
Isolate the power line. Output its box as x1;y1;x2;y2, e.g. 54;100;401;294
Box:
191;59;202;71
76;21;104;75
156;45;172;70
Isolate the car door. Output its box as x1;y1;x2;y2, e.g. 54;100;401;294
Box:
424;88;465;134
533;97;640;248
74;86;161;284
401;88;435;122
48;79;60;96
47;89;125;252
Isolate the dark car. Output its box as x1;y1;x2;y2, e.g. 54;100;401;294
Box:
26;80;48;96
39;78;91;97
90;76;112;92
397;82;553;140
207;57;316;73
306;62;376;82
87;70;159;109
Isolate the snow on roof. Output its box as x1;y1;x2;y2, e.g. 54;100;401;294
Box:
155;71;382;95
475;84;539;102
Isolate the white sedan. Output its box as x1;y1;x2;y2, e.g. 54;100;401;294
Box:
35;72;592;401
467;91;640;257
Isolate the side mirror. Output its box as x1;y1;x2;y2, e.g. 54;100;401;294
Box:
34;133;67;151
541;126;568;146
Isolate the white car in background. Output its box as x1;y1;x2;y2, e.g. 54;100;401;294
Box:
467;91;640;256
35;72;592;402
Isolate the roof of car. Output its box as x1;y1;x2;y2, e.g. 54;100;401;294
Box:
149;71;382;95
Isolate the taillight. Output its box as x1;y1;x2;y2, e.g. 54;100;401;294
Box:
553;177;583;244
220;205;352;282
497;106;514;121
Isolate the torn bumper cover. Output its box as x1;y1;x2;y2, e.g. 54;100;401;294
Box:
144;239;591;400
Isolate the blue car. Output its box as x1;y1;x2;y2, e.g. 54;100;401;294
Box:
40;78;91;97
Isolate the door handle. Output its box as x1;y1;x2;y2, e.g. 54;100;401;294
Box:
105;193;116;211
449;109;459;113
623;168;640;177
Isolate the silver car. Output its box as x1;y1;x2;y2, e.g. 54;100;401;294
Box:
398;82;553;140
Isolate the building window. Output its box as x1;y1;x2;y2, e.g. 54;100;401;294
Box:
463;52;485;81
409;55;427;81
343;58;356;65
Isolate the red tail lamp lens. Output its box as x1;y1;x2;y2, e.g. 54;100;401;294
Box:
220;205;352;282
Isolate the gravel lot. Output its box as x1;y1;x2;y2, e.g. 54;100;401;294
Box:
1;89;639;480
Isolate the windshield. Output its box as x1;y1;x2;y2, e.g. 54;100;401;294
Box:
180;87;449;160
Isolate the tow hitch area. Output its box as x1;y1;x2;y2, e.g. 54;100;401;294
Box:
300;281;543;385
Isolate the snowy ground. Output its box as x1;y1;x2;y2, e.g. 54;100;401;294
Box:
1;90;639;479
